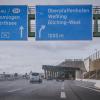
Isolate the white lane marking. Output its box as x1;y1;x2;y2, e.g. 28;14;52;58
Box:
60;82;66;98
62;82;64;87
75;85;100;93
61;82;64;90
8;88;23;93
61;86;64;90
60;91;66;98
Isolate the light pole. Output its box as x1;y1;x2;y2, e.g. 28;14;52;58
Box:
95;49;98;59
95;49;98;79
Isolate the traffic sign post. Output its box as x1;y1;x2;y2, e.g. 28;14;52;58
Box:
36;5;92;40
0;5;28;40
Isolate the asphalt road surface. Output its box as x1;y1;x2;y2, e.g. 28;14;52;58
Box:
0;79;100;100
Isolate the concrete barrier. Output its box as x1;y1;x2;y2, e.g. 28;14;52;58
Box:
76;79;100;89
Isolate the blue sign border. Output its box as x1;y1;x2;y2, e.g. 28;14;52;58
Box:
0;5;28;40
36;5;93;41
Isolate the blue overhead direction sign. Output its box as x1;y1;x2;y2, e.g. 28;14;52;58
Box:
36;5;92;40
0;5;28;40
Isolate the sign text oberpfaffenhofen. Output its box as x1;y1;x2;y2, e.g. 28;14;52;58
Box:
36;5;92;40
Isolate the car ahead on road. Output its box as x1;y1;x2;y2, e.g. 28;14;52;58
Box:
56;76;64;82
47;76;53;80
29;72;42;83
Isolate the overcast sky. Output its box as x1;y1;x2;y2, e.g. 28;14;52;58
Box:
0;0;100;74
0;38;100;74
0;0;98;6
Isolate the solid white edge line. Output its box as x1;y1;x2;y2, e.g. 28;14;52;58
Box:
8;88;22;93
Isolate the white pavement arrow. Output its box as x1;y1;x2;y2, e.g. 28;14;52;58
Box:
39;25;45;38
19;26;24;39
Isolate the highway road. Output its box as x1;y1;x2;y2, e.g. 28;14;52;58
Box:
0;79;100;100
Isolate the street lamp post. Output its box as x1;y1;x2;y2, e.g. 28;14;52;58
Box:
95;49;98;79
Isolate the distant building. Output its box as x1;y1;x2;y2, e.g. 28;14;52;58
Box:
42;59;86;80
93;6;100;37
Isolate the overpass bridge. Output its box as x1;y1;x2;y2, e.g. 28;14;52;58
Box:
42;59;86;80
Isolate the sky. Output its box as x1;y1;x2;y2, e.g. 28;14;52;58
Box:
0;0;100;74
0;0;97;6
0;38;100;74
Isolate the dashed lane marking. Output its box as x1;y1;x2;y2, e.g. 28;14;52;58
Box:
61;86;64;90
60;82;66;99
60;91;66;98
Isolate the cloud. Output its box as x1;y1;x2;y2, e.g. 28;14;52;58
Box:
0;0;99;73
0;38;100;74
0;0;97;6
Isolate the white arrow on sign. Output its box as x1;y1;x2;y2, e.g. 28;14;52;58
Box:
39;25;45;38
19;26;24;39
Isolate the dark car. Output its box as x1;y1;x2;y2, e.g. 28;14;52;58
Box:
56;76;64;82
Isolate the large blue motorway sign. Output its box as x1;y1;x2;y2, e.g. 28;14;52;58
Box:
36;5;92;40
0;5;28;40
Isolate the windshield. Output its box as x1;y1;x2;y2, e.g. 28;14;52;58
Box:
31;73;39;76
